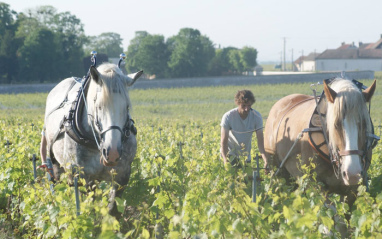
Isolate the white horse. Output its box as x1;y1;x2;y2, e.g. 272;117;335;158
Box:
44;63;142;215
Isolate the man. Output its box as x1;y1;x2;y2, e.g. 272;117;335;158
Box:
220;90;268;169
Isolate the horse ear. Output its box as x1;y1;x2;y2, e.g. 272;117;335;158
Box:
362;79;376;102
90;66;102;85
323;80;337;103
126;70;143;86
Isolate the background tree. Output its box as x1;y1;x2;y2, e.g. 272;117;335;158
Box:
208;47;237;76
0;2;19;83
228;49;243;73
18;28;59;83
52;11;86;76
30;5;56;28
15;6;86;81
14;12;40;40
0;3;259;83
126;31;149;73
0;2;16;36
167;28;215;78
126;32;169;77
0;31;20;83
240;46;257;72
15;5;57;40
85;32;123;58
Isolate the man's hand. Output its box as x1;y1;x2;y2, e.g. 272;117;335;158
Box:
37;163;48;171
38;163;54;178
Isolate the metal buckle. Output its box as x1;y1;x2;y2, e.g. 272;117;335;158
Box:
124;129;130;138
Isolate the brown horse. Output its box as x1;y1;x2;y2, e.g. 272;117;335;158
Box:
264;78;377;206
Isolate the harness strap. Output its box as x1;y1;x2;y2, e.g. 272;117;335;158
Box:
46;80;77;117
338;150;364;156
49;117;66;159
100;126;124;136
46;79;77;160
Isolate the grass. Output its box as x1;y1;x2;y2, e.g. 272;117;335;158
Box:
0;79;381;124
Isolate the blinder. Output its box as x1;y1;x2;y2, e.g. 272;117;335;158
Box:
367;133;380;150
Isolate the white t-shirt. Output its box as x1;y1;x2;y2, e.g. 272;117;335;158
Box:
221;108;263;161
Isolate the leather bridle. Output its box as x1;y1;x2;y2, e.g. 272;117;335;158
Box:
94;110;133;143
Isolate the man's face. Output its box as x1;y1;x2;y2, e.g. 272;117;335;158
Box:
237;102;253;118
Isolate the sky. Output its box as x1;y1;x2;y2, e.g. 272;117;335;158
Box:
5;0;382;62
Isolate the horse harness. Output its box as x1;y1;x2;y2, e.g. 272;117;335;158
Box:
47;72;137;161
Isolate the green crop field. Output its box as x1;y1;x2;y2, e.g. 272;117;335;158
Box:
1;79;382;238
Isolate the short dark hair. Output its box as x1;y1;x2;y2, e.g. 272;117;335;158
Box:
234;90;255;105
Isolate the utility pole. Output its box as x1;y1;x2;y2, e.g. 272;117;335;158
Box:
290;49;294;71
283;37;286;71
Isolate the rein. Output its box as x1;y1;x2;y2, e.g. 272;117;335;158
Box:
76;75;102;150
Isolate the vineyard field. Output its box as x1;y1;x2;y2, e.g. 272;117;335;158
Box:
1;80;382;238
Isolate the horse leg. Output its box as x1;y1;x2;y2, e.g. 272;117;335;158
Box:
108;185;123;219
108;165;132;219
323;198;348;238
342;192;357;211
341;192;357;228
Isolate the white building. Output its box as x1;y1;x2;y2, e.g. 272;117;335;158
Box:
315;36;382;72
294;52;320;72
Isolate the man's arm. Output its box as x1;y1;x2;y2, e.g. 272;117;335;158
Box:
221;127;230;165
256;129;268;170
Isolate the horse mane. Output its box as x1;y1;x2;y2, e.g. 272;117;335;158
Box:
94;63;131;108
326;78;372;151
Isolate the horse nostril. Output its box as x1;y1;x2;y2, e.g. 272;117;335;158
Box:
342;171;347;179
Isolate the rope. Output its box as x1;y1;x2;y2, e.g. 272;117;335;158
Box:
74;77;101;150
273;130;306;177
